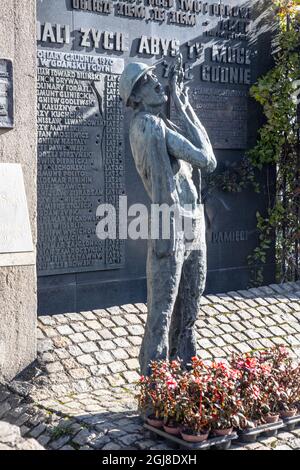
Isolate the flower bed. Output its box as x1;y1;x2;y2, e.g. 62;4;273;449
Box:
137;346;300;447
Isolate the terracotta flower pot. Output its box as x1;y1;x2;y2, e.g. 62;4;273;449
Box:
147;416;164;428
280;409;297;419
264;414;280;424
214;427;233;436
163;424;181;435
181;431;209;443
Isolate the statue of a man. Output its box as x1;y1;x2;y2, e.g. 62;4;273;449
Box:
119;58;217;375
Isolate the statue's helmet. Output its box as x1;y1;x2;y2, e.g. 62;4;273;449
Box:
119;62;154;106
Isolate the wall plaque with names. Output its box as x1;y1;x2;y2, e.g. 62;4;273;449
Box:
0;59;14;129
36;50;125;275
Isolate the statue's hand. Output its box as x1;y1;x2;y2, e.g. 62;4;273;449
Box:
169;55;190;113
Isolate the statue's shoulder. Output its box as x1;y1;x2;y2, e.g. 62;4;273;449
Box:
130;112;164;136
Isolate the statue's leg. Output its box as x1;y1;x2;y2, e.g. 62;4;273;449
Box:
170;221;207;367
139;239;184;376
169;286;183;361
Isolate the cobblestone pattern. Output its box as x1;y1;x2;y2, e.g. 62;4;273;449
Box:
35;304;146;397
1;282;300;451
35;282;300;397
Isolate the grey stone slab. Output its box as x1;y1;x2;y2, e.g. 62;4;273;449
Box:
219;324;236;334
102;442;122;450
269;284;287;294
0;164;34;262
0;401;11;419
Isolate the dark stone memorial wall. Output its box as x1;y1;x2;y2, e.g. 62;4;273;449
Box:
37;0;275;315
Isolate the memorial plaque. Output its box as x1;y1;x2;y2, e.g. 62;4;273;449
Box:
0;164;34;266
37;51;125;274
37;0;275;314
0;59;13;129
171;87;248;149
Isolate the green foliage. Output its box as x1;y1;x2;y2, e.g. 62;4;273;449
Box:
247;2;300;285
205;157;259;194
50;423;74;440
206;2;300;285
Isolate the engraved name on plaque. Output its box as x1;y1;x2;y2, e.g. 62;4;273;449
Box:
0;59;13;129
37;51;125;275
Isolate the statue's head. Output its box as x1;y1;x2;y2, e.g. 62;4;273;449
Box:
119;62;167;111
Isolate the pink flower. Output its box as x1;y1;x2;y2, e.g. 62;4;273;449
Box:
230;369;242;380
236;359;245;370
166;378;178;390
279;346;287;355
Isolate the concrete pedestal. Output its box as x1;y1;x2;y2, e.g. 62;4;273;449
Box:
0;0;37;380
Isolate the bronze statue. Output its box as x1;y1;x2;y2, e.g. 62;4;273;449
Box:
119;57;217;375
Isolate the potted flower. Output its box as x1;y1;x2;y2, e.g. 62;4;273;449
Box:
231;353;265;428
271;347;300;418
137;374;164;428
162;375;183;435
137;359;186;433
137;360;176;428
181;408;210;442
207;361;242;435
180;368;211;442
161;362;187;435
260;346;296;424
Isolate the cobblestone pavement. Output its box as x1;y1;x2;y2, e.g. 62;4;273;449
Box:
1;282;300;450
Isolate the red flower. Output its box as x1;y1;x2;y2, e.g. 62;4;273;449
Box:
245;357;257;370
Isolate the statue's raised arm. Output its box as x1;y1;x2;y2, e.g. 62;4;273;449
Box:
168;54;216;174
